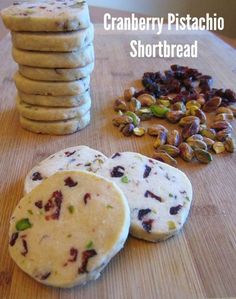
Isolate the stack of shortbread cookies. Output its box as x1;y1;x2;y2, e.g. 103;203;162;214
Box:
1;0;94;135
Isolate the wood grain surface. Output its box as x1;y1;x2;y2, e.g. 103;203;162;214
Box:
0;24;236;299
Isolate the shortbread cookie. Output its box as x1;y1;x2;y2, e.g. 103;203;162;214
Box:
1;0;90;32
98;152;193;242
20;111;90;135
16;96;91;121
24;146;107;193
12;44;94;68
9;171;130;288
19;63;94;82
18;90;91;108
12;24;94;52
14;72;90;96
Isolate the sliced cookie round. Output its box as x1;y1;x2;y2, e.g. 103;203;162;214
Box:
24;145;107;194
9;170;130;288
18;90;91;108
12;44;94;68
20;110;90;135
98;152;193;242
1;1;90;32
14;72;90;96
16;96;91;121
12;24;94;52
18;63;94;82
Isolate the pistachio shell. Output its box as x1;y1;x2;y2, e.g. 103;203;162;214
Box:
152;151;177;167
213;142;225;154
114;98;127;112
124;87;136;101
224;137;235;153
129;98;141;112
121;123;135;137
125;111;140;127
137;94;156;107
194;149;213;164
203;96;222;112
112;115;133;127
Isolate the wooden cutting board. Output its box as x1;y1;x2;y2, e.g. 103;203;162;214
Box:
0;24;236;299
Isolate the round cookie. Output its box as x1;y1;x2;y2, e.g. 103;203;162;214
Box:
1;0;90;32
9;170;130;288
24;146;108;194
18;63;94;82
18;90;91;108
20;111;91;135
98;152;193;242
16;96;91;121
14;72;90;96
12;24;94;52
12;44;94;68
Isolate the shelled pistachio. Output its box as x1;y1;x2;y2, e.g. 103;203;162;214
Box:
157;145;180;157
194;149;213;164
167;130;180;147
213;142;225;154
179;142;194;162
152;151;177;167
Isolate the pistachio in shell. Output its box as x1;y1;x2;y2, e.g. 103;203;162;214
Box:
137;93;156;107
166;110;185;123
187;139;207;151
179;116;200;127
182;120;200;140
203;96;222;112
179;142;194;162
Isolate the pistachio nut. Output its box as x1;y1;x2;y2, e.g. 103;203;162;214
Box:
137;93;156;107
167;130;180;147
172;102;186;112
158;99;171;107
129;97;141;112
179;142;194;162
150;105;169;118
114;98;127;112
124;87;136;102
136;108;153;121
121;123;135;137
211;120;232;132
182;120;200;140
186;100;201;110
153;131;167;148
224;137;235;153
152;151;177;167
216;128;232;142
187;139;207;150
112;115;133;127
186;134;203;142
148;125;168;136
196;94;206;106
213;142;225;154
202;137;215;150
214;113;234;122
158;144;180;158
200;128;216;140
216;107;234;116
125;111;140;127
194;149;213;164
133;127;146;137
166;110;185;123
193;108;207;124
203;96;222;112
179;116;200;127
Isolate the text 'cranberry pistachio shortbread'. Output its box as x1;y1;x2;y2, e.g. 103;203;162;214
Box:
24;146;107;193
1;0;90;32
98;152;193;242
9;171;130;288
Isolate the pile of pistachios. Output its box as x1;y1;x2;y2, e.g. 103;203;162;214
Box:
112;65;236;166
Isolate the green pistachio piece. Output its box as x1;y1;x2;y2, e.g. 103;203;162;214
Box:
86;241;94;249
150;105;169;118
168;221;176;230
125;111;140;127
16;218;32;231
68;205;75;214
121;176;129;183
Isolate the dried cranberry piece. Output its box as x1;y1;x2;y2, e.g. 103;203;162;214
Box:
169;205;183;215
110;166;125;177
64;177;78;188
40;272;51;280
224;89;236;102
32;172;43;181
144;190;162;202
84;193;91;205
78;249;97;274
68;248;78;262
9;232;19;246
64;151;76;157
143;165;152;178
138;209;151;221
142;219;154;233
44;191;63;220
21;239;28;256
111;153;121;159
35;200;43;209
